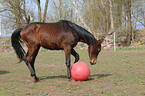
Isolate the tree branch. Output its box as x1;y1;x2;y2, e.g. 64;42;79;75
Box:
71;0;92;33
132;11;145;27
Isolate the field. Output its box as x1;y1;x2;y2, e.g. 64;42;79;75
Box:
0;48;145;96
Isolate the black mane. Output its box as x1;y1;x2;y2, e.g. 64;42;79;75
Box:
60;20;97;45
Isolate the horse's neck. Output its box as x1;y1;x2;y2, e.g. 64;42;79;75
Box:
80;34;97;47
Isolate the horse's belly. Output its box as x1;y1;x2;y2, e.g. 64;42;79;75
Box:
40;41;63;50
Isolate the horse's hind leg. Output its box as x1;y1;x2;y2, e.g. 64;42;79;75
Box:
24;44;40;82
71;49;79;63
30;45;40;82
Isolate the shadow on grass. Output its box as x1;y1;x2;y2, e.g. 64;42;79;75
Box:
0;70;10;75
40;75;66;80
40;74;112;81
90;74;112;78
86;74;112;81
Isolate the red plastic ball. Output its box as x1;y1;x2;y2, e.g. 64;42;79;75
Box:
71;61;90;81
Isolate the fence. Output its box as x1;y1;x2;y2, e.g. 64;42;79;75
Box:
0;37;145;53
102;44;145;52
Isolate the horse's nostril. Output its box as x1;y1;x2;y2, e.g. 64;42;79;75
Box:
90;62;94;65
90;61;96;65
94;61;97;64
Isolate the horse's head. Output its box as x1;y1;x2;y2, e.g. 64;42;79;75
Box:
88;39;104;65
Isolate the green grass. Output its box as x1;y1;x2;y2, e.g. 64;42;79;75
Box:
0;49;145;96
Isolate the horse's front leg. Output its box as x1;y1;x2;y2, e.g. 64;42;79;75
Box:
65;54;71;79
64;47;72;79
71;49;79;63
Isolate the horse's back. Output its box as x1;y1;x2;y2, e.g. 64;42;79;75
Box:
21;22;78;50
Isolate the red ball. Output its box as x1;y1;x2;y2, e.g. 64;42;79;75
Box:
71;61;90;81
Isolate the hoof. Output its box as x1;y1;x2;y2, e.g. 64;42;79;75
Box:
35;78;40;82
67;75;71;79
68;77;76;82
32;76;40;82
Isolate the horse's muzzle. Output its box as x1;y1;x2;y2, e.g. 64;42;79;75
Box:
90;59;97;65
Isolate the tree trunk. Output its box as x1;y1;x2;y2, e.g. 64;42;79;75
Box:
110;0;114;33
116;0;122;30
89;0;95;35
43;0;49;22
100;0;107;34
58;0;63;19
36;0;41;22
125;0;132;46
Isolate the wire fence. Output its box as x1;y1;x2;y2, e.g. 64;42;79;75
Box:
0;37;145;53
102;44;145;52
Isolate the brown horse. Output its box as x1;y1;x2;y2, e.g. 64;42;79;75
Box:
11;20;104;82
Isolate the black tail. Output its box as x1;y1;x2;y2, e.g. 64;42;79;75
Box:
11;28;26;62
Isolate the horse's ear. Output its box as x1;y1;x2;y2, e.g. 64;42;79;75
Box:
97;38;104;45
97;35;105;45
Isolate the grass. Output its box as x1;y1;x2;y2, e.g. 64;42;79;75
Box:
0;49;145;96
